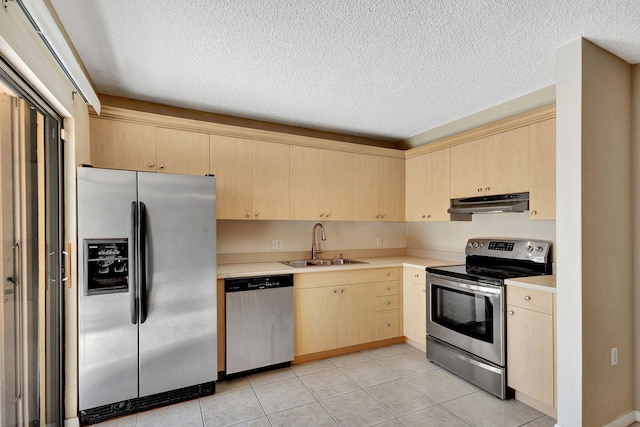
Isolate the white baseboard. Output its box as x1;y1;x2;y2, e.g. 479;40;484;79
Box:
602;410;638;427
64;416;80;427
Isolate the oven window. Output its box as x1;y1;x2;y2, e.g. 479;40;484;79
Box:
432;285;494;343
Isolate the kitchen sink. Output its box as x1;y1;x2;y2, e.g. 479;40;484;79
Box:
280;258;368;268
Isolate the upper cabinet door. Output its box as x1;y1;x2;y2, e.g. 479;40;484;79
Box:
406;149;450;221
290;145;324;220
353;154;379;221
323;150;354;221
377;157;405;221
450;138;485;198
484;127;530;195
529;119;556;220
252;140;290;220
156;128;209;175
90;118;157;172
209;135;252;219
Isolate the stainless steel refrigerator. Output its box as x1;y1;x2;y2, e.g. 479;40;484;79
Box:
77;167;217;422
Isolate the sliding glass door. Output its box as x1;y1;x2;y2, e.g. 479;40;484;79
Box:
0;60;63;427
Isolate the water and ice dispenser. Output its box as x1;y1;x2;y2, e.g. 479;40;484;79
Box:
85;239;129;295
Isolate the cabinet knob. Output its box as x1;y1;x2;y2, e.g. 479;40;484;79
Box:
320;213;324;217
340;289;344;293
245;212;251;217
326;213;332;218
386;301;391;305
333;290;337;294
376;215;380;219
414;274;419;278
386;322;391;327
380;214;385;219
524;295;531;301
386;272;390;276
427;214;431;219
148;162;155;168
485;187;490;191
531;210;537;216
422;288;427;293
477;188;482;192
254;212;259;217
159;164;165;169
508;310;515;315
421;214;426;219
386;287;391;291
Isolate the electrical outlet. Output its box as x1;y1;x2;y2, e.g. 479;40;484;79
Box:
271;240;282;250
611;346;618;366
376;237;382;247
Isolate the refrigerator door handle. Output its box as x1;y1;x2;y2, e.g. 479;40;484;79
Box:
139;201;148;324
129;201;138;324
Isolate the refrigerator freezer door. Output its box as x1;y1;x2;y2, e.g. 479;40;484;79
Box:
77;168;139;410
137;173;217;397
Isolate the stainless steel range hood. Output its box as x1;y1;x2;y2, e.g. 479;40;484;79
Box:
448;192;529;221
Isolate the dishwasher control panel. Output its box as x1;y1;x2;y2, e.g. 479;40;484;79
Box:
224;274;293;292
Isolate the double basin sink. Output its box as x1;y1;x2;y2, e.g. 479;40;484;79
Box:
280;258;368;268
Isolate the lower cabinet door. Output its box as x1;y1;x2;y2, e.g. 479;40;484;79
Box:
507;304;554;407
294;287;338;355
338;284;375;347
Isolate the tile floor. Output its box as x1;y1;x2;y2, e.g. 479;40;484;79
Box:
93;343;557;427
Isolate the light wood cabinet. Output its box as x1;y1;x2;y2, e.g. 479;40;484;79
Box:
90;117;156;172
156;127;210;175
354;154;405;221
450;127;529;198
210;135;289;220
294;268;399;356
402;268;427;351
290;147;354;220
406;149;450;221
529;118;556;220
507;286;555;410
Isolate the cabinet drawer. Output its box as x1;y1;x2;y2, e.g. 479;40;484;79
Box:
295;267;398;289
507;286;553;314
375;282;398;296
375;310;399;340
403;267;425;284
375;295;399;311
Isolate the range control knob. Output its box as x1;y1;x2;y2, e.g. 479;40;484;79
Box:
468;242;473;248
526;245;534;253
473;242;479;248
479;243;485;248
536;246;544;253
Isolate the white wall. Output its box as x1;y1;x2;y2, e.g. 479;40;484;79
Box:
218;220;408;254
407;212;556;260
1;4;92;425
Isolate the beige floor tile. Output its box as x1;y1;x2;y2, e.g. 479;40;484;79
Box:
92;413;138;427
291;359;335;377
299;368;360;400
321;390;393;426
377;353;435;378
390;342;420;353
365;379;436;416
216;376;252;395
200;388;265;426
247;366;296;387
268;402;338;427
404;370;475;403
524;415;558;427
362;345;405;359
253;377;316;414
340;360;400;388
328;351;371;367
476;391;544;422
400;405;471;427
228;416;271;427
136;399;203;427
373;419;405;427
436;366;481;391
442;392;529;427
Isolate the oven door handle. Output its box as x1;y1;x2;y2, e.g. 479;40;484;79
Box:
430;278;501;296
454;353;502;374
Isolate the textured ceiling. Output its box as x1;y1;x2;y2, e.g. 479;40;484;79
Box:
50;0;640;144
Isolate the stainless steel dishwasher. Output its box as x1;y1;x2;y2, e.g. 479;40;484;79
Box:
224;275;294;375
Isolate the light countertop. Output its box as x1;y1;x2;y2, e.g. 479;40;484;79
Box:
504;275;556;293
217;256;460;279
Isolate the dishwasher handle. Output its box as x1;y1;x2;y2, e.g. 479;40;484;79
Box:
224;274;293;292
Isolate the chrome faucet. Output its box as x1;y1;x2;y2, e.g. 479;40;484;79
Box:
311;223;327;259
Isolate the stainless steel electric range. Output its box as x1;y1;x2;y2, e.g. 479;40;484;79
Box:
425;238;552;399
